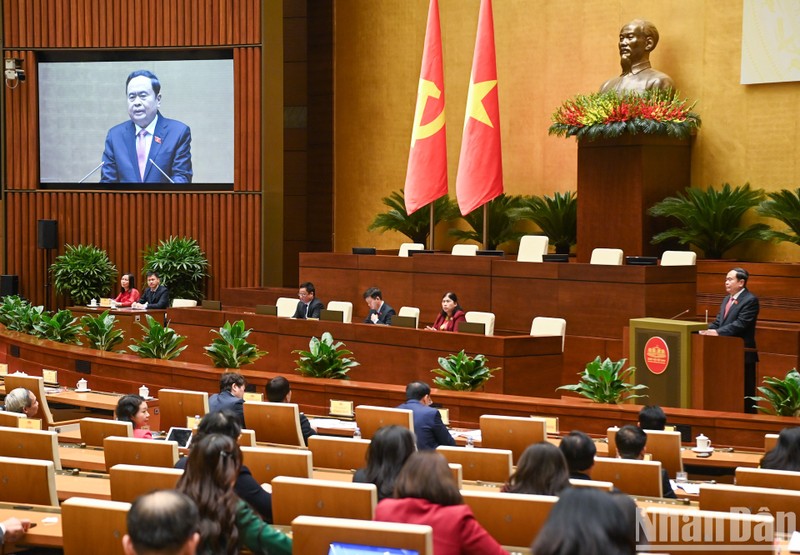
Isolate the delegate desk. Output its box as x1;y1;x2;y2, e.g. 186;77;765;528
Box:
168;311;563;397
71;306;167;343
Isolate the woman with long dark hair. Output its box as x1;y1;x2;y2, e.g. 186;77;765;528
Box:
176;434;291;555
761;426;800;471
353;425;416;500
114;273;140;307
425;292;466;332
502;442;570;496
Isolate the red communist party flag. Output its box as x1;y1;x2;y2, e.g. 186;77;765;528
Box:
455;0;503;216
404;0;448;216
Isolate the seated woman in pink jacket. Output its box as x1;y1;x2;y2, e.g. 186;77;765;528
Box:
425;291;466;332
115;394;152;439
113;273;140;307
375;452;507;555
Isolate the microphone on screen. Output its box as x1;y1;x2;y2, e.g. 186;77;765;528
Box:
149;158;175;184
78;161;104;183
669;308;690;320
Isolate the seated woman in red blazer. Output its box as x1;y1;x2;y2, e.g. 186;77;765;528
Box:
425;291;466;332
375;452;507;555
113;273;140;307
115;394;152;439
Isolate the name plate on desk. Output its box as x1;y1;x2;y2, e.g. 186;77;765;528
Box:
243;392;263;402
438;408;450;426
329;399;354;418
0;363;7;376
19;417;42;430
42;369;58;385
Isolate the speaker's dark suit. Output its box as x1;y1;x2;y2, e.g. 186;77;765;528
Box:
364;302;395;325
100;113;192;183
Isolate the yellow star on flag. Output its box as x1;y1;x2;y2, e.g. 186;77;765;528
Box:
465;79;497;127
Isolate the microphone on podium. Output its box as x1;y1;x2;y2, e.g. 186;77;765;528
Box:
149;158;175;184
78;161;104;183
669;308;690;320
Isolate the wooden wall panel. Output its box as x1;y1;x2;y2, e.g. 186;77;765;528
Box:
4;191;261;306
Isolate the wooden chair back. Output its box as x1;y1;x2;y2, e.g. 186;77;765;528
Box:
569;478;614;491
354;405;413;440
0;411;24;427
640;506;774;554
103;436;179;471
4;373;55;427
592;457;663;497
436;445;513;483
80;417;133;446
0;426;62;469
271;476;378;525
243;401;305;446
275;296;298;317
241;446;313;484
307;435;371;471
61;497;130;555
156;389;209;432
735;466;800;490
109;463;184;502
449;463;463;489
239;428;256;446
699;483;800;533
462;490;557;547
291;515;433;555
764;433;778;453
480;415;547;464
0;456;58;506
607;427;683;477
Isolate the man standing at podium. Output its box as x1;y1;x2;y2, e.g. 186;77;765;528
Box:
700;268;760;413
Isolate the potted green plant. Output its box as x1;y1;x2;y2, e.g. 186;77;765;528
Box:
748;369;800;417
33;309;82;344
129;314;187;360
204;320;267;368
50;244;117;306
81;310;125;352
368;190;459;244
449;194;526;251
557;356;648;404
757;189;800;246
0;296;45;334
648;183;768;259
431;350;500;391
142;236;209;301
513;191;577;254
293;332;359;379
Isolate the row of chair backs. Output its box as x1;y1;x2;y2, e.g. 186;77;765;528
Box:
607;427;683;477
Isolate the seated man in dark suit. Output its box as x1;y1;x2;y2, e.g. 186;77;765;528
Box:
208;372;246;427
558;430;596;480
615;424;676;499
266;375;316;446
132;271;170;309
101;69;192;183
397;381;455;451
292;281;324;319
638;405;667;431
122;490;200;555
362;287;396;325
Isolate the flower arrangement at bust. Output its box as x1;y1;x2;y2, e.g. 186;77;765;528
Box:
548;89;700;141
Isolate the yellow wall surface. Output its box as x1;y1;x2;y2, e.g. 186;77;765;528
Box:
333;0;800;261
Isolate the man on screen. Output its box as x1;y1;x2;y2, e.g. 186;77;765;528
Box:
100;69;192;183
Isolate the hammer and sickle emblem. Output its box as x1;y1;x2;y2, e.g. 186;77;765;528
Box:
411;79;445;148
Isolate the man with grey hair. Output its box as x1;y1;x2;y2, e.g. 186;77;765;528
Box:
3;387;39;418
600;19;675;93
122;490;200;555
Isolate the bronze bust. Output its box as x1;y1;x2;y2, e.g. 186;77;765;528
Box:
600;19;675;93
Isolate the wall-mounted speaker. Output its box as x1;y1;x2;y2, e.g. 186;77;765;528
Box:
37;219;58;250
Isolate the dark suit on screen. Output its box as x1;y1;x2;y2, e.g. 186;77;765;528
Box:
396;399;455;451
100;113;192;183
292;297;324;319
364;302;395;325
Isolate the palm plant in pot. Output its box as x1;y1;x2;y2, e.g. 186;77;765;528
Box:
757;188;800;246
204;320;267;368
431;350;500;391
449;194;526;250
293;332;359;379
557;356;648;403
368;190;459;245
512;191;577;254
51;244;117;306
142;236;209;301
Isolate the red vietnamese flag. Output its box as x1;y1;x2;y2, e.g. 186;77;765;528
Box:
455;0;503;215
404;0;448;215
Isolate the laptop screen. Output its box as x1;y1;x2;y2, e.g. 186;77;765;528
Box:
166;427;193;448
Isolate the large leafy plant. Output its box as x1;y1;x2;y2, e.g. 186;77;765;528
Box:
81;310;125;352
33;309;83;344
0;296;43;333
450;194;526;250
513;191;577;254
748;369;800;417
142;236;209;301
293;332;359;380
204;320;267;368
368;190;459;244
648;183;767;259
51;244;117;306
757;189;800;246
431;350;500;391
558;356;648;404
129;314;187;360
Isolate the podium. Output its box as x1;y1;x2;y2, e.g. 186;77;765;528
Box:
629;318;707;408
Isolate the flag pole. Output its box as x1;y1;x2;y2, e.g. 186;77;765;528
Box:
429;203;436;250
482;205;488;250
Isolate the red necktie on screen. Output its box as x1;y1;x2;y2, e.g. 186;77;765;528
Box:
723;296;735;319
137;129;148;180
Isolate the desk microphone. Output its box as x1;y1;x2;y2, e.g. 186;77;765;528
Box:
149;158;175;184
669;308;690;320
78;161;104;183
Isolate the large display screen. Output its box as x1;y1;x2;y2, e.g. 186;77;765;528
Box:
37;50;234;189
